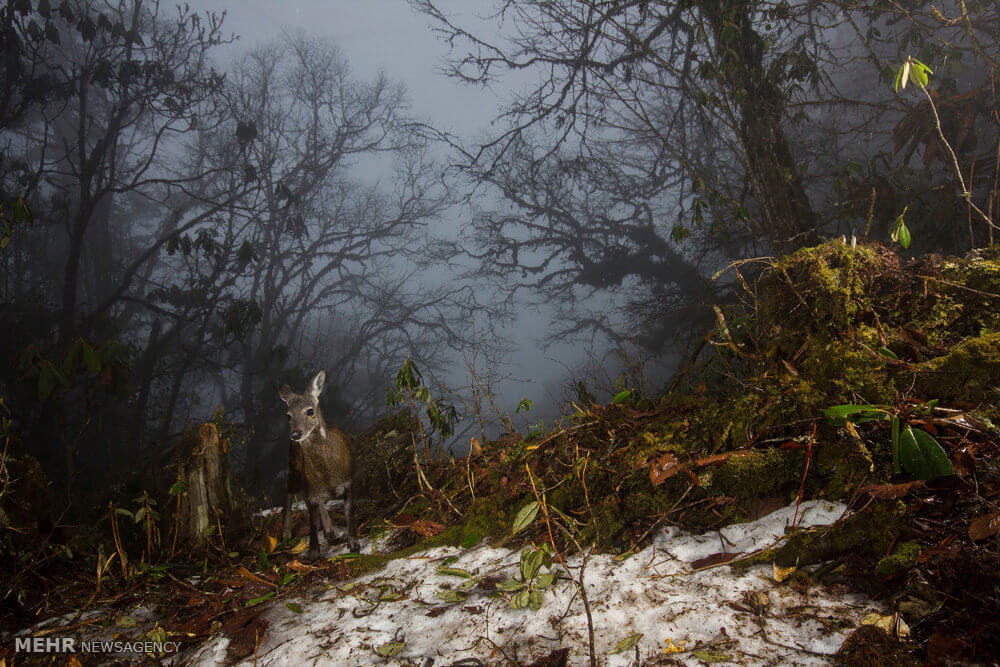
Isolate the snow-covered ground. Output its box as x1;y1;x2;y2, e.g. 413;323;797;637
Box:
188;500;882;665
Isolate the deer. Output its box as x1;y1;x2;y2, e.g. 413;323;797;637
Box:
278;370;359;559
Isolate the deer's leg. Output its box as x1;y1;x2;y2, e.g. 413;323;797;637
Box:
318;502;336;541
344;484;359;552
280;487;294;541
305;502;322;560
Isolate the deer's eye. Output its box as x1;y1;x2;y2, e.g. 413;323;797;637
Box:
306;408;315;417
286;413;291;421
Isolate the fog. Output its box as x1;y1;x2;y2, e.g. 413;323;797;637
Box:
2;0;995;504
199;0;621;425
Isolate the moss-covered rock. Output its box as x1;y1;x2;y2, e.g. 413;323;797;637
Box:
758;243;886;348
876;541;921;579
915;332;1000;400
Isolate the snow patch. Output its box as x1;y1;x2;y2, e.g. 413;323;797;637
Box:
186;500;878;665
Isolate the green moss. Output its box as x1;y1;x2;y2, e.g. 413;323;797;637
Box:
740;501;905;569
699;449;802;499
583;497;626;545
351;497;509;576
876;541;921;579
798;336;896;404
909;250;1000;347
547;475;584;510
367;518;393;542
915;332;1000;400
759;242;882;345
461;496;508;544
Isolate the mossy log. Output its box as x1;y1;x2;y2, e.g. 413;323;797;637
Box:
173;423;236;546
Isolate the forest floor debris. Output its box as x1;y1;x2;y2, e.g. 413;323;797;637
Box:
5;242;1000;663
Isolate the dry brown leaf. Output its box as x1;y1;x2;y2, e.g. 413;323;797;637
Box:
263;535;277;554
222;609;270;660
288;538;308;555
390;512;416;527
649;453;681;486
238;566;276;588
285;559;325;572
410;519;446;537
469;437;482;456
862;612;910;638
858;481;924;499
772;563;796;583
969;513;1000;541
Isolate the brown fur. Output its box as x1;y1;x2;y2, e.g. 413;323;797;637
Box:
278;371;358;558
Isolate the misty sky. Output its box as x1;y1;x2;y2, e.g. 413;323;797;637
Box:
195;0;601;422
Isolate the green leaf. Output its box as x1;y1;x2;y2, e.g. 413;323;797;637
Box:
512;501;540;534
436;589;467;603
910;58;933;87
81;342;101;372
612;389;632;404
528;588;544;611
892;218;911;249
536;572;557;588
284;601;302;613
822;404;889;424
877;346;898;360
115;508;135;520
899;426;952;480
496;578;525;592
168;480;185;496
898;60;911;90
692;649;734;663
516;398;534;413
910;427;953;479
437;566;474;579
608;633;643;654
509;589;530;609
37;362;56;401
375;642;405;657
460;531;481;549
245;592;275;607
898;426;925;478
520;549;543;583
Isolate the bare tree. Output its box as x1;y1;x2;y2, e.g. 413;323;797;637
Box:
413;0;1000;348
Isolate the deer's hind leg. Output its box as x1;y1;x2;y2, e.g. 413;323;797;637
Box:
305;502;323;560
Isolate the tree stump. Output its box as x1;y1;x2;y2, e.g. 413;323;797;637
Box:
173;423;236;547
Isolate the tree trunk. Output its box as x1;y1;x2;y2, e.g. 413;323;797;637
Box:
703;0;818;248
172;423;236;547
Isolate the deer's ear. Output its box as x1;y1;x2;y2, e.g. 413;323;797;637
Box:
308;370;326;397
278;383;294;404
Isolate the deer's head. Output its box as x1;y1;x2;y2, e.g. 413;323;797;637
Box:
278;370;326;442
